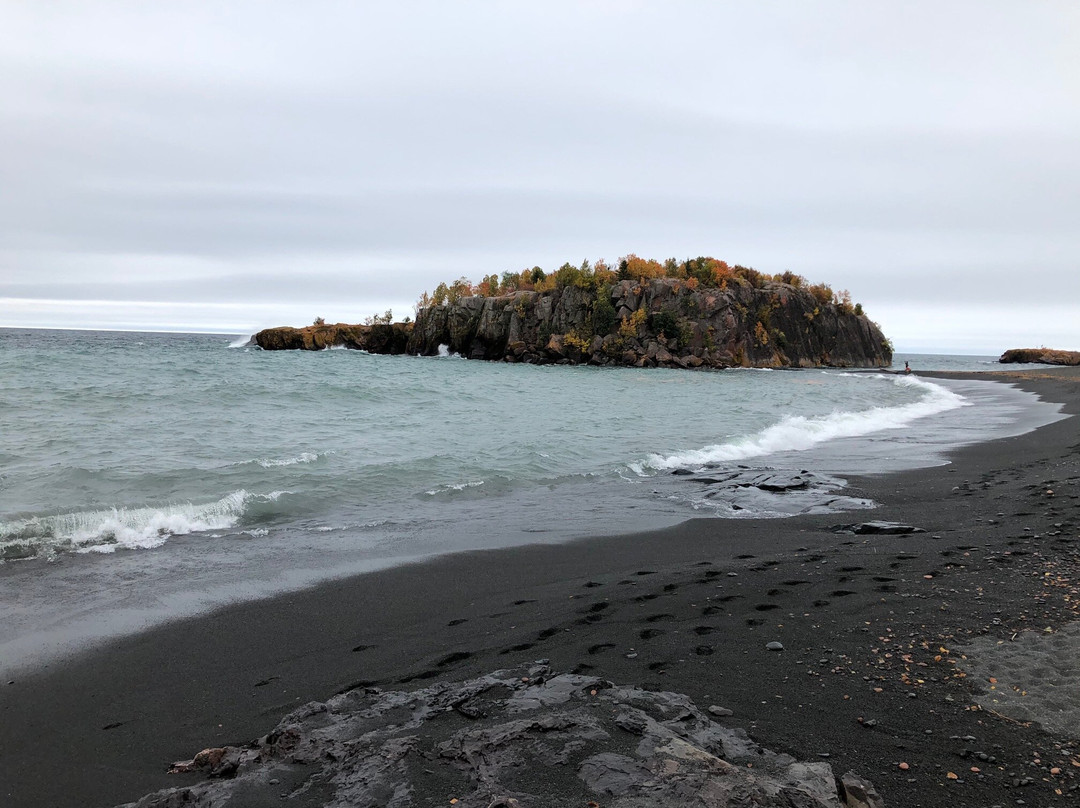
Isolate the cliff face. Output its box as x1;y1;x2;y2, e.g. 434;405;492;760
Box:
1000;348;1080;366
407;278;891;369
254;322;412;353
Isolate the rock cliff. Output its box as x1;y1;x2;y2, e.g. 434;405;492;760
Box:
1000;348;1080;366
408;277;891;368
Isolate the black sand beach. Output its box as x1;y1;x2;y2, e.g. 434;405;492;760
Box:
2;368;1079;807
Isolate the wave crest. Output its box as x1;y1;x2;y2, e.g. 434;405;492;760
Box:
633;375;968;473
0;490;274;560
255;452;320;468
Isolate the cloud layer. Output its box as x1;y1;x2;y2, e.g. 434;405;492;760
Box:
2;1;1078;350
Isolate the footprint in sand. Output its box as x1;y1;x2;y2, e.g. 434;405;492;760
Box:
437;651;473;667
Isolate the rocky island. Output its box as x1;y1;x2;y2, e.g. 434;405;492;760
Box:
255;257;893;369
1000;348;1080;366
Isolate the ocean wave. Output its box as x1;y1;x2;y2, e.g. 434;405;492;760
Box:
425;480;485;495
0;490;277;560
227;335;254;348
254;452;320;468
312;518;391;533
632;375;969;473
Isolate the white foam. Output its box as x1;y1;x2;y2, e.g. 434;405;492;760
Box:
256;452;319;468
436;344;461;358
0;490;262;557
632;375;969;473
227;334;254;348
425;480;484;495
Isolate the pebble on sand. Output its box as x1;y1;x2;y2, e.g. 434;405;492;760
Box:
766;641;784;651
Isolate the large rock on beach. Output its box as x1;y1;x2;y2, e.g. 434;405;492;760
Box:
118;665;881;808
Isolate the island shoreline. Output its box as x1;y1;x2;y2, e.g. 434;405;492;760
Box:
2;368;1078;808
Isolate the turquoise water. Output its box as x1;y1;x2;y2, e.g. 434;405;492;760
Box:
0;329;1066;672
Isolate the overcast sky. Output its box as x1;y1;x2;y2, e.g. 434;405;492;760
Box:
1;1;1077;352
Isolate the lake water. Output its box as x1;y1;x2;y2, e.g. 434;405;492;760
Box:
0;329;1065;673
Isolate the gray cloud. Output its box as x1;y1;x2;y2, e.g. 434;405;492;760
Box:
1;1;1078;350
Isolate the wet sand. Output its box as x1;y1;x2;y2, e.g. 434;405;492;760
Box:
1;367;1079;808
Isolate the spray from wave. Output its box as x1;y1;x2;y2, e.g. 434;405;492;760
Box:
228;335;254;348
0;490;284;560
632;375;969;474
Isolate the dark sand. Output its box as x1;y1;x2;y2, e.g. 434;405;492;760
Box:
2;368;1079;808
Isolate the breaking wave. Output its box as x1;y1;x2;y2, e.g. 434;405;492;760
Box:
254;452;320;468
632;375;969;473
0;490;282;560
424;480;485;496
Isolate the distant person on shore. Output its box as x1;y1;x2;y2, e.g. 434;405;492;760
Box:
904;361;911;374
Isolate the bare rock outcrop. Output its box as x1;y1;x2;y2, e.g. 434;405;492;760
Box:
118;665;882;808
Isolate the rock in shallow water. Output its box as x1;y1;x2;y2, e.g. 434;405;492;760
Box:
120;666;881;808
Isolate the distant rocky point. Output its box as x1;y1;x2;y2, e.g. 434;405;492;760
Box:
256;270;891;370
999;348;1080;366
255;321;411;353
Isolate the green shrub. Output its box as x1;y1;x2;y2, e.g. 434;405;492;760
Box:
592;291;617;336
651;310;678;340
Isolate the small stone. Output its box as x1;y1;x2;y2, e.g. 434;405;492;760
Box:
708;705;733;717
625;652;638;659
840;770;885;808
898;762;910;770
766;641;784;651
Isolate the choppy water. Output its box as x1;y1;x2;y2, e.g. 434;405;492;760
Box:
0;329;1066;673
